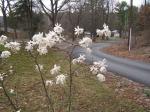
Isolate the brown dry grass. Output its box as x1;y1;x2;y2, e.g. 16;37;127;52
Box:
103;41;150;63
0;49;148;112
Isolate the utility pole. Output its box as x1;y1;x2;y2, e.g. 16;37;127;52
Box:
128;0;133;51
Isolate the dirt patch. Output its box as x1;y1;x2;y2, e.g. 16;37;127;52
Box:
105;72;150;110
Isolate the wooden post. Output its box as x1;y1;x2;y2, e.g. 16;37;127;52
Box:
129;28;132;51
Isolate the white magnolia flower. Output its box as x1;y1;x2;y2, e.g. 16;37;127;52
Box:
46;31;65;46
103;23;111;37
37;47;48;55
90;59;107;75
16;109;21;112
74;26;84;35
79;37;92;48
97;23;111;38
100;66;107;73
46;31;58;39
96;29;104;37
72;59;78;65
50;64;61;75
25;41;36;51
5;42;21;52
35;64;43;72
0;73;4;81
32;32;43;43
46;32;57;47
9;66;14;74
10;89;14;94
46;80;53;86
38;37;48;48
103;23;108;30
1;51;11;58
72;54;86;64
0;35;7;45
93;59;107;68
56;74;67;85
30;25;64;55
103;29;111;37
54;23;64;34
97;74;105;82
90;66;99;75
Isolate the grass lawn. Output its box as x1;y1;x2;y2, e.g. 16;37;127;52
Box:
0;48;146;112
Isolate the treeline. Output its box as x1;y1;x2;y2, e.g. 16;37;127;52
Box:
0;0;149;42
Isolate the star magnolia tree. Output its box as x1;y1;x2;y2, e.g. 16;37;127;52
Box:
96;23;111;38
0;24;107;112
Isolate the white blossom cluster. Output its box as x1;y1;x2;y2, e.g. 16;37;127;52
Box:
90;59;107;82
0;35;7;45
72;54;86;64
16;109;21;112
0;73;7;81
50;64;61;75
35;64;67;86
10;89;15;94
0;51;11;58
9;66;14;74
49;64;67;85
0;73;4;81
5;42;21;52
74;26;92;53
79;37;92;48
25;24;65;55
73;26;107;82
0;35;20;58
96;23;111;38
79;37;93;53
35;64;44;72
54;23;64;35
74;26;84;35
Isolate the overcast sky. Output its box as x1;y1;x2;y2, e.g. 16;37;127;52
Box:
118;0;144;6
0;0;144;16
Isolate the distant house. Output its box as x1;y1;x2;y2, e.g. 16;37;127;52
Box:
84;31;91;37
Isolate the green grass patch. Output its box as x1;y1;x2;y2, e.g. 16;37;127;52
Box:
0;49;146;112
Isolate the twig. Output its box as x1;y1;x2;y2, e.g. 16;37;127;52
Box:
29;51;55;112
0;80;18;111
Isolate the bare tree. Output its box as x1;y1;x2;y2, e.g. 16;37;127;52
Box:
105;0;110;24
0;0;8;32
6;0;18;40
145;0;147;6
67;0;84;41
38;0;70;28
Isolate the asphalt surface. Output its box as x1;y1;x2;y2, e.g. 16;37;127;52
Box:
73;42;150;87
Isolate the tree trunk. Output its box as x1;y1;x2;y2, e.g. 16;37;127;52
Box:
106;1;110;24
128;0;133;46
145;0;147;6
14;28;18;40
2;9;7;33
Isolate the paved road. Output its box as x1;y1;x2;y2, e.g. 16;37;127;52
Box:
73;42;150;87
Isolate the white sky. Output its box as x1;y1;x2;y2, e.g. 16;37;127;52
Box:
0;0;144;16
118;0;144;6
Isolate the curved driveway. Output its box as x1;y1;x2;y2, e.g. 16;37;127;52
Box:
73;42;150;87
